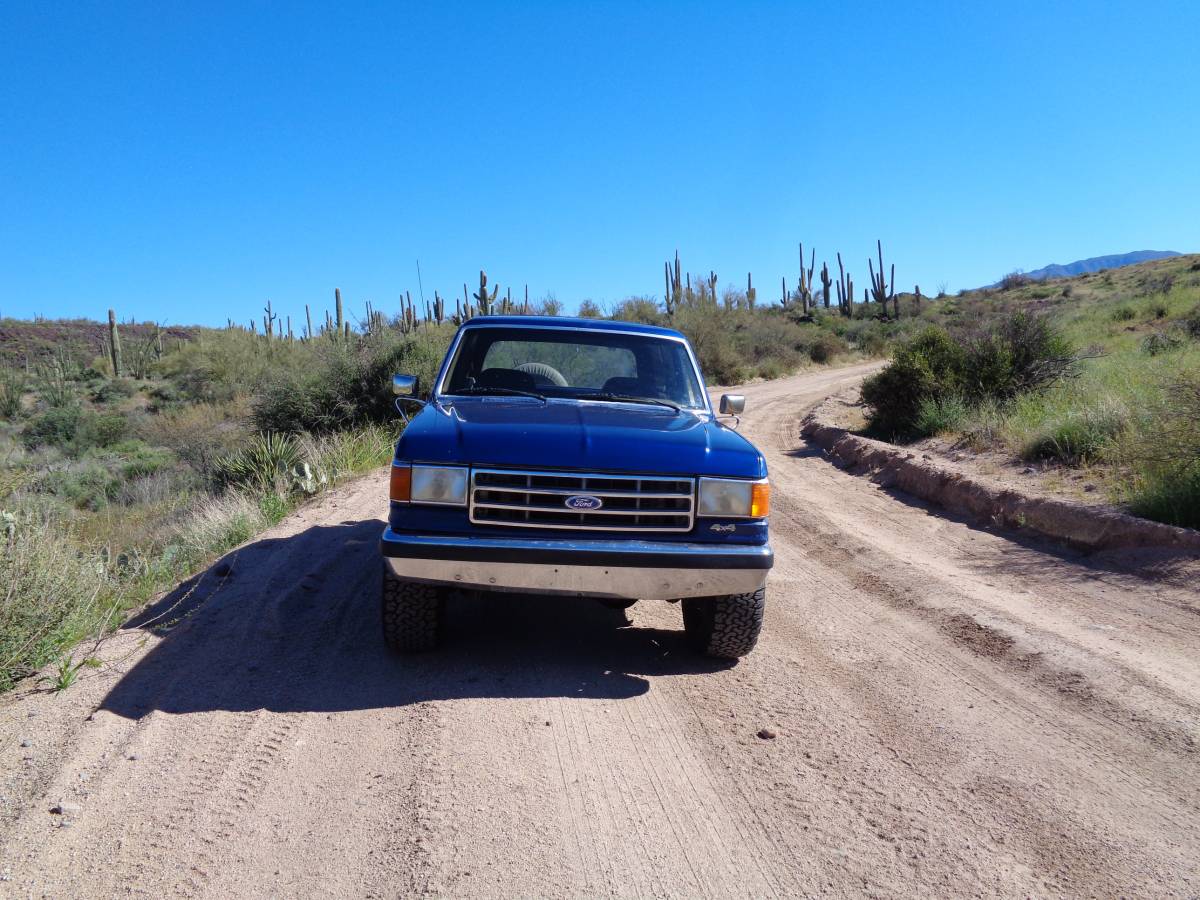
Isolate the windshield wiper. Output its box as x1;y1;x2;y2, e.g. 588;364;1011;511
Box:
586;392;681;413
454;386;547;402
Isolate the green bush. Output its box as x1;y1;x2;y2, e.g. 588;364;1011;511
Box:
22;405;82;449
40;463;121;510
0;368;25;420
861;313;1076;439
90;378;137;404
960;311;1075;402
1119;375;1200;528
1142;331;1182;355
1022;407;1126;465
1128;467;1200;529
74;413;129;451
1111;306;1136;322
1184;304;1200;339
861;326;966;438
914;393;969;437
253;331;448;434
808;332;848;364
215;432;304;493
0;517;112;692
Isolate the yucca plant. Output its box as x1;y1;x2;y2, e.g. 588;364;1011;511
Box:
215;432;303;494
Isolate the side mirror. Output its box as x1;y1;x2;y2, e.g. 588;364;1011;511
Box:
392;374;419;397
719;394;745;415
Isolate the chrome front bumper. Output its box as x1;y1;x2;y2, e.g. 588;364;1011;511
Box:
380;529;772;601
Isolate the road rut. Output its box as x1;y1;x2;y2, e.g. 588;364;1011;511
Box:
2;362;1198;897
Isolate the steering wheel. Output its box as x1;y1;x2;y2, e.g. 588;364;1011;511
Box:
515;362;568;387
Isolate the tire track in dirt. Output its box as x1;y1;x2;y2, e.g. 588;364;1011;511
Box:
1;362;1198;897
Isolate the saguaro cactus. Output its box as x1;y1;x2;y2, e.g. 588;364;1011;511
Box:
335;288;345;338
263;299;277;341
107;309;122;376
746;272;756;309
835;253;854;318
868;239;898;318
798;243;816;315
473;270;498;315
820;262;832;309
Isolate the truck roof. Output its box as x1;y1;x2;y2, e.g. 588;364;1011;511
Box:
459;315;686;340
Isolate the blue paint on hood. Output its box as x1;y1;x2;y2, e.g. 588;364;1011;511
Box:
395;397;766;478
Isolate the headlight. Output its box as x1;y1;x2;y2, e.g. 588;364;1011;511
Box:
698;477;770;518
410;465;468;505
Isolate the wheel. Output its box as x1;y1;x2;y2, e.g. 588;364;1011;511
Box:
381;566;443;653
681;588;766;658
515;362;568;386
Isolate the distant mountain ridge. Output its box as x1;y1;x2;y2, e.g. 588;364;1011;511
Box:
1017;250;1181;282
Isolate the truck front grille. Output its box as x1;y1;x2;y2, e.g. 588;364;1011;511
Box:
470;468;695;533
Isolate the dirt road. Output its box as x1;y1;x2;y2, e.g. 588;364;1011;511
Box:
3;362;1199;898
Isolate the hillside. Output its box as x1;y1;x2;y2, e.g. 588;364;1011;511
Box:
1017;249;1181;281
862;252;1200;528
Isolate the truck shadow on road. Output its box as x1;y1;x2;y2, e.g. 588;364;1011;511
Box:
101;520;731;719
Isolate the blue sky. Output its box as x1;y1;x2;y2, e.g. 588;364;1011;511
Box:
2;1;1197;326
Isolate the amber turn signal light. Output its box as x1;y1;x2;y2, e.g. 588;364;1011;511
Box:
750;481;770;518
389;464;412;502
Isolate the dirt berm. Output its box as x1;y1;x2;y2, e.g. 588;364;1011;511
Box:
802;393;1200;554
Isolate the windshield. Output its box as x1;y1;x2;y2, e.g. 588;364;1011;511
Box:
441;326;707;410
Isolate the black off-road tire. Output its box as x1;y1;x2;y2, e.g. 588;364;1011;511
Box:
681;588;766;658
381;567;443;653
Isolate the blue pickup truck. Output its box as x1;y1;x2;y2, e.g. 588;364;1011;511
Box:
380;316;773;657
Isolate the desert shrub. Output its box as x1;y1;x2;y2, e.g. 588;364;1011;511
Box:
808;332;847;363
1022;405;1127;465
1117;375;1200;528
914;393;969;437
215;432;304;494
0;368;25;420
39;463;121;510
999;271;1031;291
22;405;82;449
0;516;112;691
108;442;175;480
300;425;396;485
90;378;137;404
74;412;129;452
1146;301;1169;320
859;330;888;356
755;358;787;380
610;297;662;325
145;381;182;409
1128;468;1200;530
1141;331;1182;355
253;331;448;434
1184;304;1200;339
1111;305;1136;322
960;311;1076;402
861;327;966;438
137;400;249;479
577;299;604;318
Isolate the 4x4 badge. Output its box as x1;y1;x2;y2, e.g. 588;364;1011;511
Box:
709;523;736;534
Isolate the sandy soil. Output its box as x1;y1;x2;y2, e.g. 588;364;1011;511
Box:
2;361;1198;898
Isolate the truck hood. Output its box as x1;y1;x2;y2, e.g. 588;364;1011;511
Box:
395;397;766;478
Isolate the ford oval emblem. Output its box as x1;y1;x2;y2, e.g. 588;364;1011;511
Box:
564;494;603;511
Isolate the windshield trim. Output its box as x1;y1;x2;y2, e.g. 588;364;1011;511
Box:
432;322;713;414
